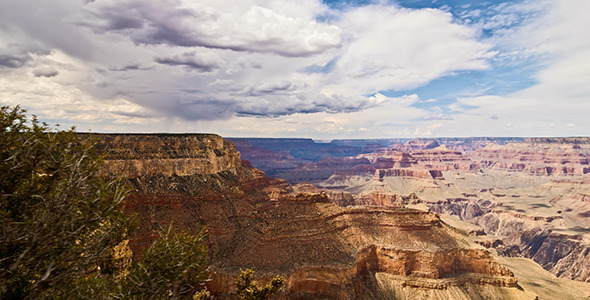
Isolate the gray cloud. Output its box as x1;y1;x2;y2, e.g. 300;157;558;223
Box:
108;63;153;72
0;54;31;68
235;93;384;117
238;81;295;96
171;98;237;121
3;0;560;138
154;52;223;72
0;45;51;69
0;1;98;60
33;66;59;77
422;114;454;121
80;0;342;57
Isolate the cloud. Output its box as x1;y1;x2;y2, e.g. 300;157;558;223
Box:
33;66;59;77
0;64;158;129
442;0;590;137
0;1;100;60
154;52;224;72
0;44;51;69
182;94;426;139
320;4;494;95
238;81;295;96
80;0;342;57
3;0;584;138
170;98;237;121
0;54;31;68
422;114;454;121
414;123;443;137
234;93;381;117
108;63;153;72
0;0;494;132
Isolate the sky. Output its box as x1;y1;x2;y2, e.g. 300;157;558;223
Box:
0;0;589;139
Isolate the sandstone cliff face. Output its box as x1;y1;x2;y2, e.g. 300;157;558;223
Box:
93;134;523;299
470;143;590;175
411;147;481;172
90;134;241;177
354;190;405;207
374;168;444;180
429;195;590;283
292;183;405;208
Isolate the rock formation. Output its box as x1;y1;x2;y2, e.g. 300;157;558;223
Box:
229;137;523;184
90;133;526;299
296;139;590;284
469;142;590;175
412;147;481;171
92;133;241;177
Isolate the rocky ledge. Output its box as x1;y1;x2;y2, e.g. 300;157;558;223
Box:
88;133;241;177
469;142;590;175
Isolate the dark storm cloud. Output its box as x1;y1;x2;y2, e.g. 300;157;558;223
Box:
154;52;223;72
0;54;31;68
33;67;59;78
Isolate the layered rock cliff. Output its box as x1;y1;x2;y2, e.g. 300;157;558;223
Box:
91;133;525;299
469;142;590;175
295;139;590;284
92;133;241;177
230;137;522;184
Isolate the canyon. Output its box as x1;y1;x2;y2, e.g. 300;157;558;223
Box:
84;133;585;299
232;137;590;291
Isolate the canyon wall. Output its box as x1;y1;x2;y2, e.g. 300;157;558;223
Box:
314;139;590;283
91;134;526;299
91;133;242;177
230;137;590;284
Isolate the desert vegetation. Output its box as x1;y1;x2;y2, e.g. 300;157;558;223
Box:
0;106;283;299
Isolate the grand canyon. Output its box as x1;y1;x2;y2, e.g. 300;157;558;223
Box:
3;0;588;298
91;133;590;299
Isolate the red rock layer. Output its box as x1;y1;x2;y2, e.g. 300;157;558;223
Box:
470;143;590;175
354;190;405;207
96;134;520;298
89;133;242;177
411;147;481;171
374;168;444;180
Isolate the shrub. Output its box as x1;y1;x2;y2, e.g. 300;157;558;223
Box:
0;106;133;299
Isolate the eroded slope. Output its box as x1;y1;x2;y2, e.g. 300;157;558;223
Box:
93;134;525;299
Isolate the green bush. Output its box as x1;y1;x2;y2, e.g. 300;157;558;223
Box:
0;106;133;299
122;225;209;299
0;106;280;299
235;268;285;300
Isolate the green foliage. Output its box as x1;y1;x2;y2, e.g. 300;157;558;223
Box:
59;226;210;300
0;106;271;299
122;225;209;299
235;268;285;300
0;106;133;299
